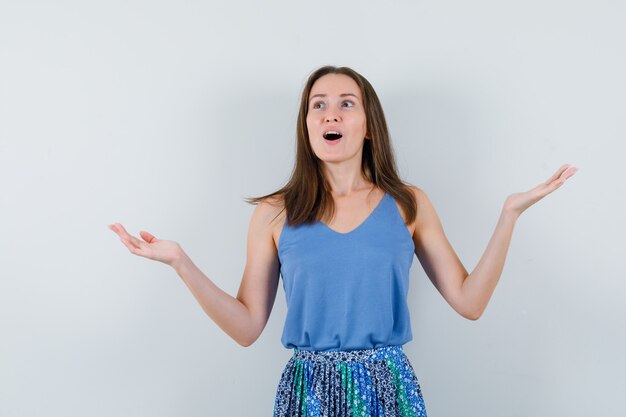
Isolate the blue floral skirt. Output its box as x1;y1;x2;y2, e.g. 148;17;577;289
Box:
272;344;427;417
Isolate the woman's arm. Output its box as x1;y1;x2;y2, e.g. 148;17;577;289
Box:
411;164;577;320
110;198;282;347
456;208;518;320
172;198;281;346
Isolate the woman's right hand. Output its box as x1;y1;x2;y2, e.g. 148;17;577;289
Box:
108;223;183;267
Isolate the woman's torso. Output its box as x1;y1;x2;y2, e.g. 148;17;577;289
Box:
268;186;418;351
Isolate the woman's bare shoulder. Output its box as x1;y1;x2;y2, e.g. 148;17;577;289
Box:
250;194;287;233
405;184;427;205
256;194;286;250
391;184;426;234
259;194;286;215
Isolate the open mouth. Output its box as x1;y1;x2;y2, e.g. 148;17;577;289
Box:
323;131;343;141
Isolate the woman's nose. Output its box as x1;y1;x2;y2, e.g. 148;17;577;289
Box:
324;113;340;123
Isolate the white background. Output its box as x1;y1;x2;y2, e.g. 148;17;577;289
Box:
1;0;624;416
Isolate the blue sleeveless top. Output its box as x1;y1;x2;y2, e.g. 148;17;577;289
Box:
277;192;416;352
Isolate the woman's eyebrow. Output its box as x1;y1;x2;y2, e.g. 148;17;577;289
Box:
309;93;360;103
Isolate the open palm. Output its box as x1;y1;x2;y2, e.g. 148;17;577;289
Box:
108;223;182;266
504;163;578;216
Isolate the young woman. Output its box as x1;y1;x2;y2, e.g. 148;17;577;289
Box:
109;65;577;417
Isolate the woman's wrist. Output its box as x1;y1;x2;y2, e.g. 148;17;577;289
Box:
170;247;191;272
500;205;521;222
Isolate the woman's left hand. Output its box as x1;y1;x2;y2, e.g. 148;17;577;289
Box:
503;163;578;217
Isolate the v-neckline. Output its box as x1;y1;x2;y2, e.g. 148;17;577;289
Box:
319;192;388;236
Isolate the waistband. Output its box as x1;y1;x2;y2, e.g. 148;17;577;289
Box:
292;344;405;364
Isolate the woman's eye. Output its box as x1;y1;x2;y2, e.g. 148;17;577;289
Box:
311;100;353;109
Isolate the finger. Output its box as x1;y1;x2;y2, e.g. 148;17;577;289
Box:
113;225;145;250
531;166;577;200
139;230;157;243
114;223;133;238
129;235;145;249
122;239;138;252
552;166;578;188
108;223;121;235
109;225;141;254
112;223;141;245
109;224;130;242
109;223;125;236
117;234;136;249
560;166;578;180
544;164;571;185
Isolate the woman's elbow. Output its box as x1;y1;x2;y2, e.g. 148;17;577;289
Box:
236;327;263;347
236;336;256;347
464;309;483;321
460;305;483;321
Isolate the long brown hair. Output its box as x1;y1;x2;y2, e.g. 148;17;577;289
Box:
244;65;417;227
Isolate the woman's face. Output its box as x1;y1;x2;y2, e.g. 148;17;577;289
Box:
306;73;368;165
